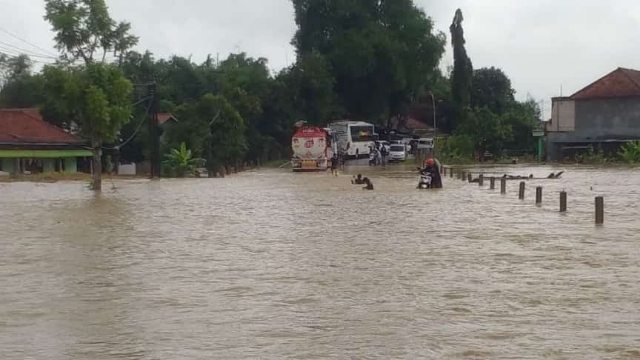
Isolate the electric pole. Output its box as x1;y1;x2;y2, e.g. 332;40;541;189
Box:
147;83;161;179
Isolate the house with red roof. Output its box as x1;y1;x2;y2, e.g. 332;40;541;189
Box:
0;108;91;174
546;68;640;160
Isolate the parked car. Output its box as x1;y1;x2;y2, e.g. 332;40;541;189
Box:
416;138;434;150
388;144;407;162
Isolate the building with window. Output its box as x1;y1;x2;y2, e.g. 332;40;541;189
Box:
0;108;91;174
546;68;640;161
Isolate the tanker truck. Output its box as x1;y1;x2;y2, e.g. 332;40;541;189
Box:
291;124;335;172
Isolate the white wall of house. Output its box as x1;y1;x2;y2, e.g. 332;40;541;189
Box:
118;163;136;176
547;99;576;132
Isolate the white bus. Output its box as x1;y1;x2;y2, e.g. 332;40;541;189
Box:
329;121;377;159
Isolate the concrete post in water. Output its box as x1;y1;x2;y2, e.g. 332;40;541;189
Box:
595;196;604;224
490;177;495;190
519;181;525;200
501;178;506;194
479;174;484;187
460;171;465;181
560;191;567;212
443;167;447;176
536;186;542;205
468;173;472;183
450;168;454;178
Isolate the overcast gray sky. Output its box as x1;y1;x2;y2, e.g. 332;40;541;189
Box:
1;0;639;118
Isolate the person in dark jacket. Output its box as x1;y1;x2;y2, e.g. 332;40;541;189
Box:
330;153;339;176
420;157;442;188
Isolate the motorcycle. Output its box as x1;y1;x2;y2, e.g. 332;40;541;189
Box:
417;168;432;189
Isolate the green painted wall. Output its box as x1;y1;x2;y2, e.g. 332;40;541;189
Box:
64;158;78;173
0;150;92;158
43;159;56;173
1;158;14;173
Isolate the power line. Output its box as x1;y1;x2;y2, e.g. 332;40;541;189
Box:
103;97;154;150
0;50;56;64
0;26;58;57
0;41;58;60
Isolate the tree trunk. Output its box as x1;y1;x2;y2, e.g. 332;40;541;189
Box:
207;132;214;178
92;138;102;191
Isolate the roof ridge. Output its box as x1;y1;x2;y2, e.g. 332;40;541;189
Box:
19;109;80;139
620;68;640;91
571;68;640;99
570;68;619;98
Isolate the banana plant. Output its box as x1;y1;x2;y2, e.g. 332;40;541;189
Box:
163;142;205;177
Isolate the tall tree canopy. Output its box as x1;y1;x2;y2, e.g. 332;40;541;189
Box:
292;0;445;124
42;0;137;190
44;0;138;64
0;55;44;108
471;67;515;113
450;8;473;110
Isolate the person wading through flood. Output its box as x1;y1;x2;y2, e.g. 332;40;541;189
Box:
420;156;442;188
362;177;374;190
352;174;365;184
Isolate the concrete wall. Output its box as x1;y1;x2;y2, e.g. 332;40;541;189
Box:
1;158;14;173
546;97;640;160
547;99;575;132
43;159;56;173
574;98;640;139
118;163;136;175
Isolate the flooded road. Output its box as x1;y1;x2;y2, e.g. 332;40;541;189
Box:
2;164;640;359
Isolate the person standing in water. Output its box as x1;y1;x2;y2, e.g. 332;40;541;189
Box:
331;153;339;177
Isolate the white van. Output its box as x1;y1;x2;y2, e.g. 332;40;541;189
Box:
417;138;434;150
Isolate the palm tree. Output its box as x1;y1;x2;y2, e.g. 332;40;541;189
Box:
163;142;205;177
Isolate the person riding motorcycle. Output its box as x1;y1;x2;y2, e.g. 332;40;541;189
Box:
419;157;442;189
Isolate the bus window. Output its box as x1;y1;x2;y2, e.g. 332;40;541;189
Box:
350;126;374;142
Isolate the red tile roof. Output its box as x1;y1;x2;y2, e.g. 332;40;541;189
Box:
572;68;640;100
0;108;84;144
158;113;178;125
405;117;433;131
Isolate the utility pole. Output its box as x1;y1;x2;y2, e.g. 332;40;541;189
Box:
428;90;437;154
147;83;161;179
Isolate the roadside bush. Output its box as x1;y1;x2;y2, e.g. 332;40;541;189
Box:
575;145;609;164
619;141;640;164
436;134;474;163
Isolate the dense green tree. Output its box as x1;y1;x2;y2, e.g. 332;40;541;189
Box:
0;55;45;108
166;93;247;175
42;63;133;190
194;94;247;173
43;0;136;190
292;0;445;124
450;9;473;114
502;99;540;154
471;67;515;114
458;106;512;160
0;54;33;82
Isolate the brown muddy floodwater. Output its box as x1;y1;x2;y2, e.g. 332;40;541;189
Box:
1;164;640;360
